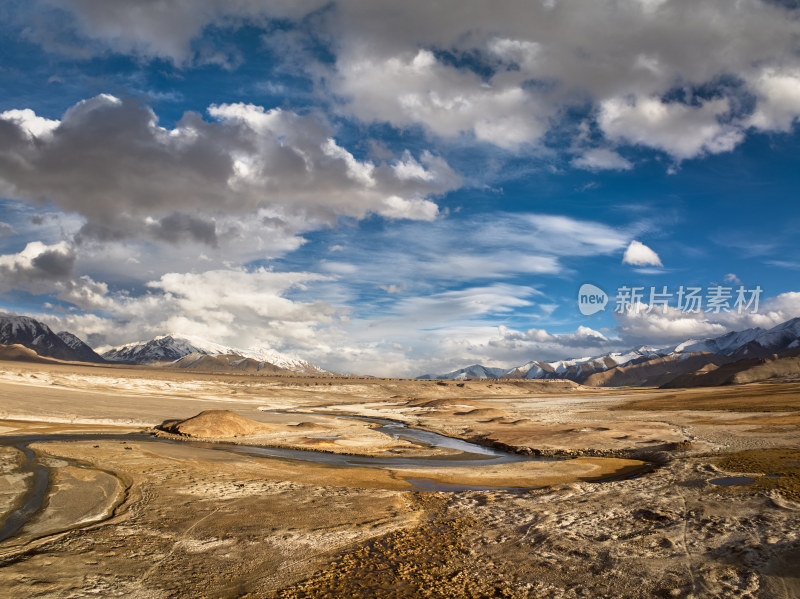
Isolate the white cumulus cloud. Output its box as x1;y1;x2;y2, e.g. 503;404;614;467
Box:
0;97;459;249
622;240;663;267
13;0;800;162
598;95;744;161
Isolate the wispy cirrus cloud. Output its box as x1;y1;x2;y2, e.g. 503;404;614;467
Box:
302;212;636;311
26;209;643;375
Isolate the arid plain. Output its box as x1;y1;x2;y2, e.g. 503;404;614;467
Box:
1;359;799;598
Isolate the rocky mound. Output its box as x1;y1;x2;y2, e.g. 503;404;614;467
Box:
410;398;481;409
455;408;509;418
293;422;329;430
161;410;274;438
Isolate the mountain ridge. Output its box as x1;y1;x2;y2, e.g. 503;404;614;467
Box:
101;333;331;375
418;317;800;385
165;353;293;375
0;314;105;363
0;314;329;374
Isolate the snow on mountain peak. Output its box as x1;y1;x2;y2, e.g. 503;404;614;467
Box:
423;317;800;382
101;333;329;374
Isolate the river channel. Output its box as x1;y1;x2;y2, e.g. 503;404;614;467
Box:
0;414;560;542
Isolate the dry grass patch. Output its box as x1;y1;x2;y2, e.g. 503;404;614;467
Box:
615;383;800;412
715;447;800;501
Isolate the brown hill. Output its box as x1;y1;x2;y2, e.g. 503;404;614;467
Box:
583;353;725;387
160;410;275;438
0;343;65;365
164;353;290;375
662;350;800;388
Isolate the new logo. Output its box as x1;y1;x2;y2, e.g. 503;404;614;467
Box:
578;283;608;316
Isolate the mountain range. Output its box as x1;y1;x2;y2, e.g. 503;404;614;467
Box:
0;314;105;363
0;314;329;375
419;317;800;387
2;312;800;385
100;333;330;375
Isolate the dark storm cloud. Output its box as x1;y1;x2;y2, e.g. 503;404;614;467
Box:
30;246;77;277
151;213;218;247
0;96;239;236
0;241;76;293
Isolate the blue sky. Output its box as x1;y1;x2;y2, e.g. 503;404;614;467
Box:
1;0;799;376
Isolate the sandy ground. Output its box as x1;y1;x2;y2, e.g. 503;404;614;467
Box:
0;360;799;597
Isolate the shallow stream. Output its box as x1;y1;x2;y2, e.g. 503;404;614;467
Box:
0;415;557;542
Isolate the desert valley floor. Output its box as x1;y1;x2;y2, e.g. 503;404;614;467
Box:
0;359;799;598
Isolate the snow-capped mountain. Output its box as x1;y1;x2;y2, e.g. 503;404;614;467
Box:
673;317;800;359
502;346;664;381
418;317;800;383
0;314;104;363
672;328;766;356
418;364;508;380
101;335;203;364
101;333;331;375
56;331;107;363
419;347;666;382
